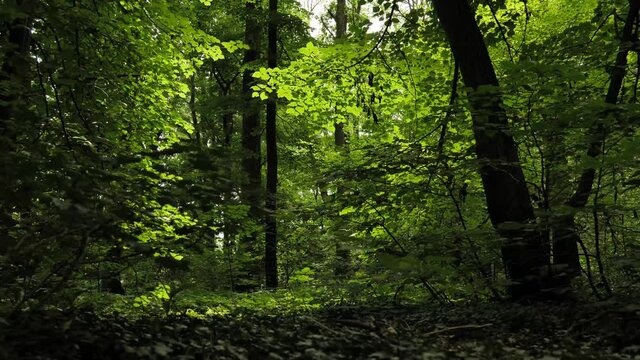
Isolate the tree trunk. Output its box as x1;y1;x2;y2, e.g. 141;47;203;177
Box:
333;0;347;148
0;0;35;151
432;0;549;300
238;0;263;291
0;0;36;256
189;74;201;146
551;0;640;277
264;0;278;289
223;108;233;146
333;0;352;277
100;246;125;294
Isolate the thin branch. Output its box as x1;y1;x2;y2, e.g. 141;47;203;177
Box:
33;41;72;149
424;323;493;337
576;235;603;299
348;3;397;68
366;200;450;304
483;0;514;62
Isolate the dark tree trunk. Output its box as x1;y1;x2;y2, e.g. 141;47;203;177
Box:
333;0;347;148
0;0;35;151
333;0;352;277
264;0;278;289
223;109;233;146
220;84;236;289
238;0;263;291
189;75;201;146
0;0;36;256
432;0;549;300
210;62;235;146
552;0;640;277
221;85;236;288
100;247;125;294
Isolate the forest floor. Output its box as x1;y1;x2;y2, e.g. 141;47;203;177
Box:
2;299;640;359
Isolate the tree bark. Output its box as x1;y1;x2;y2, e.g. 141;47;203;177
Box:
223;108;233;146
0;0;35;151
264;0;278;289
332;0;352;277
552;0;640;277
189;74;201;146
238;0;263;291
0;0;36;256
432;0;549;300
333;0;347;148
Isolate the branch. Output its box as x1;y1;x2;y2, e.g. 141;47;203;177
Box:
483;0;514;62
348;3;397;68
424;323;493;337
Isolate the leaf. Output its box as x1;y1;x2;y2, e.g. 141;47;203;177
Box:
339;206;357;216
299;42;318;56
153;343;172;356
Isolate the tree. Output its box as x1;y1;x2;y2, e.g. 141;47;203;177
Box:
265;0;279;289
333;0;351;277
0;0;35;148
239;0;263;290
0;0;36;293
0;0;36;245
432;0;550;300
551;0;640;279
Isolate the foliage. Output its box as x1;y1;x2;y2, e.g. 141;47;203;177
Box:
2;0;640;356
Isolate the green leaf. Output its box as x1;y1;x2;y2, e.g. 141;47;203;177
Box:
339;206;357;216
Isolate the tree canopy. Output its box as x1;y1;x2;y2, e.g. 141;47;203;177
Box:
2;0;640;357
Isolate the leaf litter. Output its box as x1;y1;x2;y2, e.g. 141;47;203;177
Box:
2;300;640;359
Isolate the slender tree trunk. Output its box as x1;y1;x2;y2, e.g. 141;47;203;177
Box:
552;0;640;277
189;74;201;146
219;84;237;289
333;0;347;147
223;105;234;146
332;0;352;277
264;0;278;289
210;62;235;146
239;0;263;291
432;0;549;300
221;85;237;289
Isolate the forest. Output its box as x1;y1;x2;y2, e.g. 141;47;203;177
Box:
2;0;640;358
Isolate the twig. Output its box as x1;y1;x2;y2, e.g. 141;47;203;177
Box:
337;318;376;330
302;316;342;335
348;3;397;68
484;0;513;62
423;323;493;337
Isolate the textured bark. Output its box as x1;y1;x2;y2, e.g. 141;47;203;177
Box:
238;0;263;291
432;0;549;299
333;0;352;277
264;0;278;289
335;0;347;39
333;0;347;149
552;0;640;276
